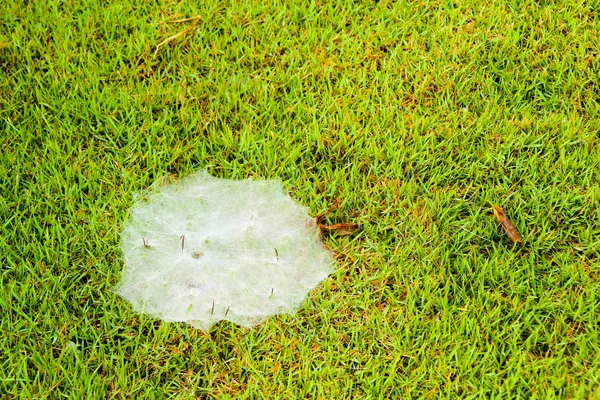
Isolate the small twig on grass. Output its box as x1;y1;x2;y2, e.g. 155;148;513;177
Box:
167;16;202;24
154;16;201;57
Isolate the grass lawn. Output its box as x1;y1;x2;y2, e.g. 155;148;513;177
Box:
2;0;600;398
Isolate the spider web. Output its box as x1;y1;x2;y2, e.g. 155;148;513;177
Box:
115;170;334;331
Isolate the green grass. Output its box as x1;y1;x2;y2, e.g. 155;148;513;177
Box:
2;0;600;398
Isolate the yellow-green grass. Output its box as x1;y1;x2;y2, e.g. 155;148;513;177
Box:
1;0;600;398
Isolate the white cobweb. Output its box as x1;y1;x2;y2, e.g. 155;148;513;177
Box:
115;170;334;332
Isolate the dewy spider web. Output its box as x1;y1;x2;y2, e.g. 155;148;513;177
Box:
115;170;334;331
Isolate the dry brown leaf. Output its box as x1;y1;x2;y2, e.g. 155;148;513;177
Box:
316;214;359;236
492;204;523;245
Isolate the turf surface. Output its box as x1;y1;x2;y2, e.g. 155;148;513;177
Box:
1;0;600;398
